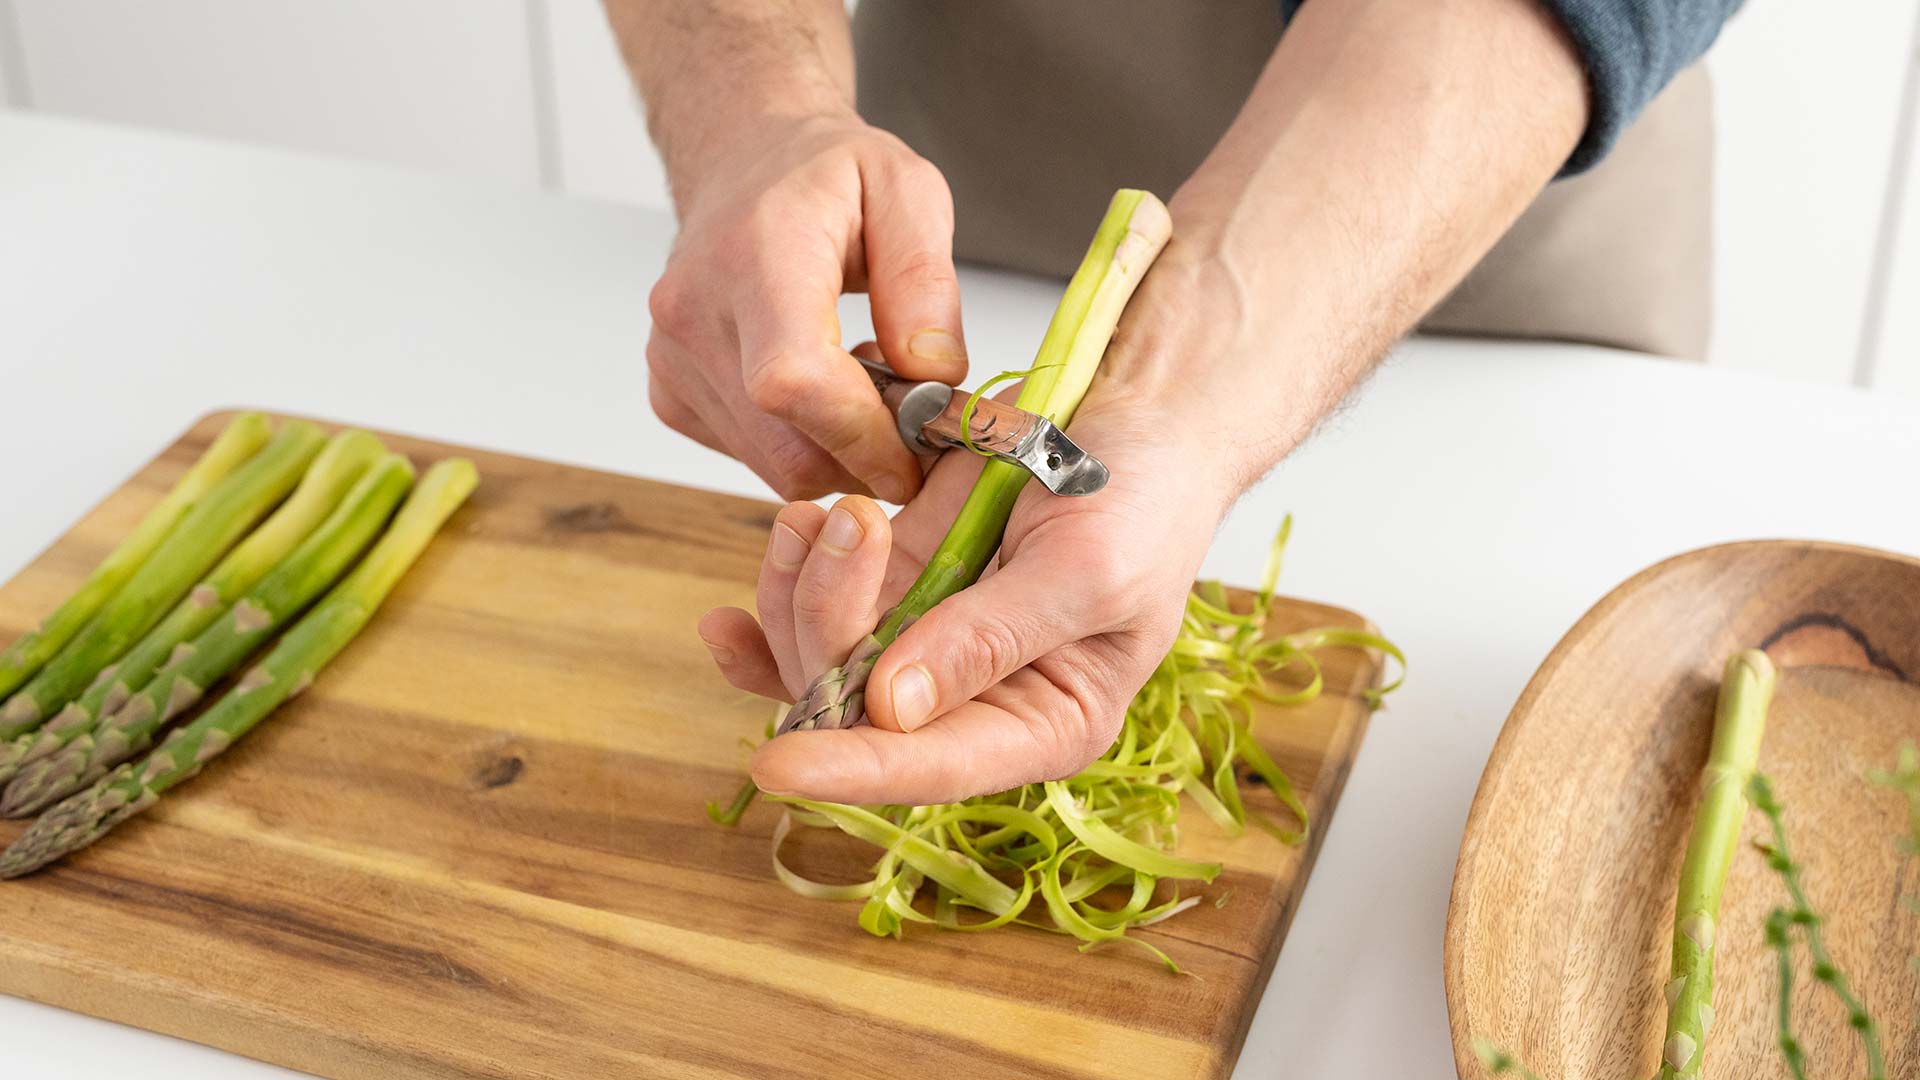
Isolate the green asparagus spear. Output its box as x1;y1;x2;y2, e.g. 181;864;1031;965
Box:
0;413;271;700
0;458;477;878
0;431;385;787
1657;649;1775;1079
781;190;1170;732
0;422;326;739
0;452;416;816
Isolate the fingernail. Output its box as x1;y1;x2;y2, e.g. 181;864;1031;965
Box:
820;506;864;554
908;328;965;367
889;665;935;731
769;523;808;570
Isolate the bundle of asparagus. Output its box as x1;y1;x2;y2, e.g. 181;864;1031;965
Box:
0;414;476;877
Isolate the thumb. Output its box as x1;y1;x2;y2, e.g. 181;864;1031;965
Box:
860;154;968;384
866;550;1096;734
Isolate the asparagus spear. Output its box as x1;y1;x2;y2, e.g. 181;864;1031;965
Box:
781;189;1171;733
0;458;476;879
0;413;271;700
0;422;327;739
0;452;417;816
1657;648;1776;1079
0;431;385;787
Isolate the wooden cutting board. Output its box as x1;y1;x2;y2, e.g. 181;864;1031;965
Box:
0;411;1386;1080
1447;541;1920;1078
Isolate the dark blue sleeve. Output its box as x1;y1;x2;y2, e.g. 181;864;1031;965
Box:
1535;0;1741;173
1277;0;1742;175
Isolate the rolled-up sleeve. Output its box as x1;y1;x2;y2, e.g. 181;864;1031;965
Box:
1538;0;1742;173
1278;0;1743;175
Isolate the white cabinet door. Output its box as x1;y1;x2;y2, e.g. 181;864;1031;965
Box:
1708;2;1919;383
12;0;544;186
540;0;670;211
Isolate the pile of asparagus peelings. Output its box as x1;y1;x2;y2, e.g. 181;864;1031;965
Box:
0;414;476;877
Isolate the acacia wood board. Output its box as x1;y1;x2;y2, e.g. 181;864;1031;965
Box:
0;411;1387;1080
1447;541;1920;1078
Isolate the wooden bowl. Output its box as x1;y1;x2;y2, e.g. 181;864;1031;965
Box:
1446;541;1920;1078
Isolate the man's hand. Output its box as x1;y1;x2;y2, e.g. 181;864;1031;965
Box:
604;0;966;503
695;385;1233;804
645;115;967;503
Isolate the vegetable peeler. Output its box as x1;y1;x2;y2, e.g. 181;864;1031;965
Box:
857;356;1110;497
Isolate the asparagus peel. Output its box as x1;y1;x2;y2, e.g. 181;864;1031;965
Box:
781;189;1173;733
0;413;271;700
0;422;327;739
0;452;417;817
0;458;477;878
0;431;386;787
1657;649;1775;1079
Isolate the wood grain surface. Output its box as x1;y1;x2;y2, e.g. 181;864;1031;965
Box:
0;411;1387;1080
1447;541;1920;1078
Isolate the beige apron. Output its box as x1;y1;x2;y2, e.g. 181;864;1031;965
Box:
852;0;1712;359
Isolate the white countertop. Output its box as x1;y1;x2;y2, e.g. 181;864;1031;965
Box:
2;111;1915;1079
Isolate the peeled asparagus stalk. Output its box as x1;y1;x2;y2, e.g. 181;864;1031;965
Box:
0;458;477;878
781;189;1172;733
0;413;272;701
0;430;385;787
0;452;417;817
1657;649;1776;1079
0;422;327;740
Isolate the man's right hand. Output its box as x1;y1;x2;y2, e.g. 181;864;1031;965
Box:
645;112;967;503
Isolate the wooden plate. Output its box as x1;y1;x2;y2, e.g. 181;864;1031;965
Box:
1446;541;1920;1078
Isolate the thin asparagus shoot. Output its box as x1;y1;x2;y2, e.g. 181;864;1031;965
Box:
0;458;477;878
0;431;385;787
1749;773;1886;1080
0;413;271;700
1763;908;1809;1080
1658;648;1775;1079
0;453;416;816
781;188;1172;733
0;422;326;739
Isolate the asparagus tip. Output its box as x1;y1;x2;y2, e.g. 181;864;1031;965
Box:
0;695;40;729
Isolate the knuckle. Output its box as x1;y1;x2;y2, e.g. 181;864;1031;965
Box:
761;436;836;498
744;353;811;417
1076;550;1139;622
646;273;698;338
898;155;951;201
883;249;957;294
789;571;837;622
957;611;1025;685
651;394;697;437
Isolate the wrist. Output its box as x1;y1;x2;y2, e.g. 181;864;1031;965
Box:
654;87;857;214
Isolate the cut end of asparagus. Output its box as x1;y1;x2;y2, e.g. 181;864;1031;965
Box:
1725;647;1776;685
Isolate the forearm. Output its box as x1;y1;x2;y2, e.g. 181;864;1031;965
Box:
602;0;855;210
1098;0;1588;498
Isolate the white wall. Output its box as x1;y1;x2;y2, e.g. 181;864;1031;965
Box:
1708;2;1919;385
2;0;1916;395
9;0;546;187
1869;84;1920;398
